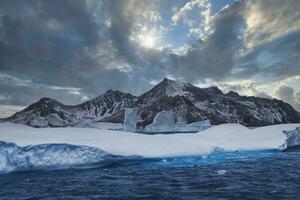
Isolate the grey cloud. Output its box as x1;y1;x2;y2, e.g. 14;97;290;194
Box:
168;2;245;82
232;0;300;81
252;91;272;99
0;0;165;105
236;31;300;81
168;0;300;85
275;86;300;111
220;84;242;93
246;82;272;99
0;0;300;106
105;0;168;89
0;0;105;88
0;80;88;106
244;0;300;47
220;81;272;99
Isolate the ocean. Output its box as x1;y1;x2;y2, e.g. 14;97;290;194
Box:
1;150;300;199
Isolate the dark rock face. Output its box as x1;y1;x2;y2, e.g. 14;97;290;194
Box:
3;78;300;128
4;98;77;127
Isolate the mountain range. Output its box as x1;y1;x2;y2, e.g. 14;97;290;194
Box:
2;78;300;128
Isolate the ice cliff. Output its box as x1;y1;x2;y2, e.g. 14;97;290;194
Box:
0;141;118;173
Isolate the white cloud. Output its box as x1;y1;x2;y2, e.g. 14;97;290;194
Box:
171;0;212;38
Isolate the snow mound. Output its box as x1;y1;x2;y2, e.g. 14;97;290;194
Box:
175;120;211;132
74;121;123;130
0;141;119;174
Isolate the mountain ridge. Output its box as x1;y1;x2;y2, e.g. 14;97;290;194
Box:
2;78;300;128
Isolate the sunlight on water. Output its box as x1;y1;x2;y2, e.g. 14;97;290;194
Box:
140;150;280;168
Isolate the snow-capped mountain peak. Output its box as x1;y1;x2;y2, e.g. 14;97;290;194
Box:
137;78;192;104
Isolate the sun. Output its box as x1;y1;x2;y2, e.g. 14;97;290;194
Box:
138;34;156;48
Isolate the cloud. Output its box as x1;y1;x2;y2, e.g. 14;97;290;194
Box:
101;0;170;93
247;83;272;99
0;0;114;92
0;73;89;105
217;79;272;99
234;0;300;82
168;0;300;88
244;0;300;48
168;2;245;82
0;0;299;107
171;0;212;38
275;86;300;111
0;0;167;104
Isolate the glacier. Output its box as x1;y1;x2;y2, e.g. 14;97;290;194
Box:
0;122;300;173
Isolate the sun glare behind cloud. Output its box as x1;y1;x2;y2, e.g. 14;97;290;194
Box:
138;34;157;48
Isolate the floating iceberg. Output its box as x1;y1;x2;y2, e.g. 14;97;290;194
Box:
0;141;119;173
1;122;300;173
282;127;300;150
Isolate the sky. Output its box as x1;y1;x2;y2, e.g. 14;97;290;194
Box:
0;0;299;111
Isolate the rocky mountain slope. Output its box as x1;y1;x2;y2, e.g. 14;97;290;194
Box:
2;90;136;127
135;78;300;127
2;78;300;127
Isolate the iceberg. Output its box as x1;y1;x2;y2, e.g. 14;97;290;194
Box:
123;108;138;132
0;141;120;173
144;111;211;133
282;127;300;150
144;111;176;133
1;122;300;158
1;122;300;174
123;110;211;133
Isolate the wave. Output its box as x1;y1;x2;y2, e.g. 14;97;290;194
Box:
0;141;132;174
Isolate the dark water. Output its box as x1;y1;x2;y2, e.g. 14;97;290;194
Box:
1;151;300;200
